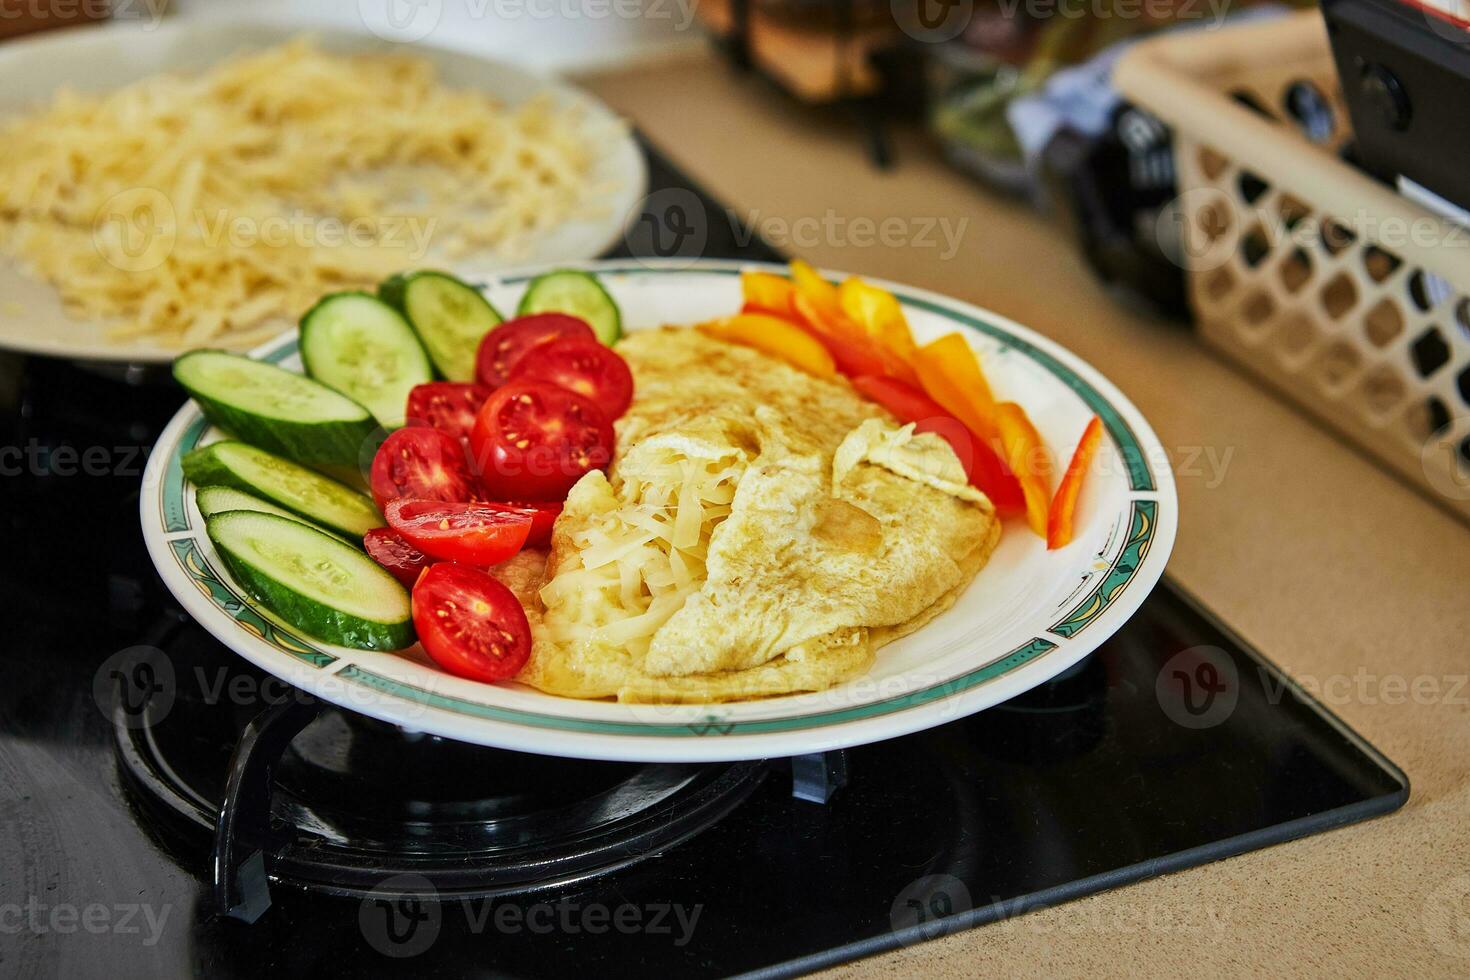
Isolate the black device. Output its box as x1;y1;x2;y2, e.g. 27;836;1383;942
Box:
1321;0;1470;213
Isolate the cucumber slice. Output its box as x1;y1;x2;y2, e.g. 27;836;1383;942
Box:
299;292;432;428
207;511;413;650
173;350;377;466
517;269;621;345
194;485;354;543
183;441;383;540
380;271;502;382
196;485;306;524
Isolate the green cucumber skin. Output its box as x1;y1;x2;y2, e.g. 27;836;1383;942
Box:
299;291;433;429
183;442;383;540
517;270;622;345
380;271;503;382
206;513;413;651
174;351;378;466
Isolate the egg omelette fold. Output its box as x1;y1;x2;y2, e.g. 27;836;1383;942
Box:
494;326;1001;703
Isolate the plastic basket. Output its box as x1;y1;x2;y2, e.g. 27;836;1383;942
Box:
1115;11;1470;522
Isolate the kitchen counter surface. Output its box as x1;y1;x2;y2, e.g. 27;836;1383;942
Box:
579;50;1470;978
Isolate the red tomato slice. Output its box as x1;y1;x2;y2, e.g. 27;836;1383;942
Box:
849;375;1027;514
369;427;479;512
469;380;614;501
474;313;595;389
385;498;532;564
363;527;433;588
405;382;491;444
412;563;531;682
509;338;634;419
485;500;562;548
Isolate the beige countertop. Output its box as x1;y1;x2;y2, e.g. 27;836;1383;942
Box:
579;51;1470;978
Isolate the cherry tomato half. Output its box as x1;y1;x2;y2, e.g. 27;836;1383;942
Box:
405;382;491;444
849;374;1026;515
486;500;562;548
369;427;480;512
469;380;614;501
385;498;532;565
474;313;595;389
412;563;531;682
509;338;634;420
363;527;434;588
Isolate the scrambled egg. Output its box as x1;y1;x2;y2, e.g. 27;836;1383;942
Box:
502;327;1000;703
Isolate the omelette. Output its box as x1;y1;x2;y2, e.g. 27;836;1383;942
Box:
496;326;1000;703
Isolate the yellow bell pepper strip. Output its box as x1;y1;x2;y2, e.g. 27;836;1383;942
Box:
911;332;999;442
836;278;921;385
789;259;847;325
740;270;797;319
699;313;836;378
995;401;1054;537
1047;415;1103;550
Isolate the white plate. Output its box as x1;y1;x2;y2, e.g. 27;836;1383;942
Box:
0;20;645;363
141;260;1177;762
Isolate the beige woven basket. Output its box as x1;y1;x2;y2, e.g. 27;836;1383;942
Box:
1116;11;1470;522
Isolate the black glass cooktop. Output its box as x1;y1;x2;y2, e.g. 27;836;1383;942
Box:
0;137;1406;978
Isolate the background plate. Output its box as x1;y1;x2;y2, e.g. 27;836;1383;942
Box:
0;19;646;363
141;259;1178;762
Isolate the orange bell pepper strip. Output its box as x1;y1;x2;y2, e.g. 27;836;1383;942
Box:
837;278;920;385
790;292;889;377
1047;416;1103;549
911;333;999;442
740;270;797;319
699;313;836;378
995;401;1054;537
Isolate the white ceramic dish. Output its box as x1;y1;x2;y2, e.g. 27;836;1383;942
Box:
0;20;645;363
141;260;1177;762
